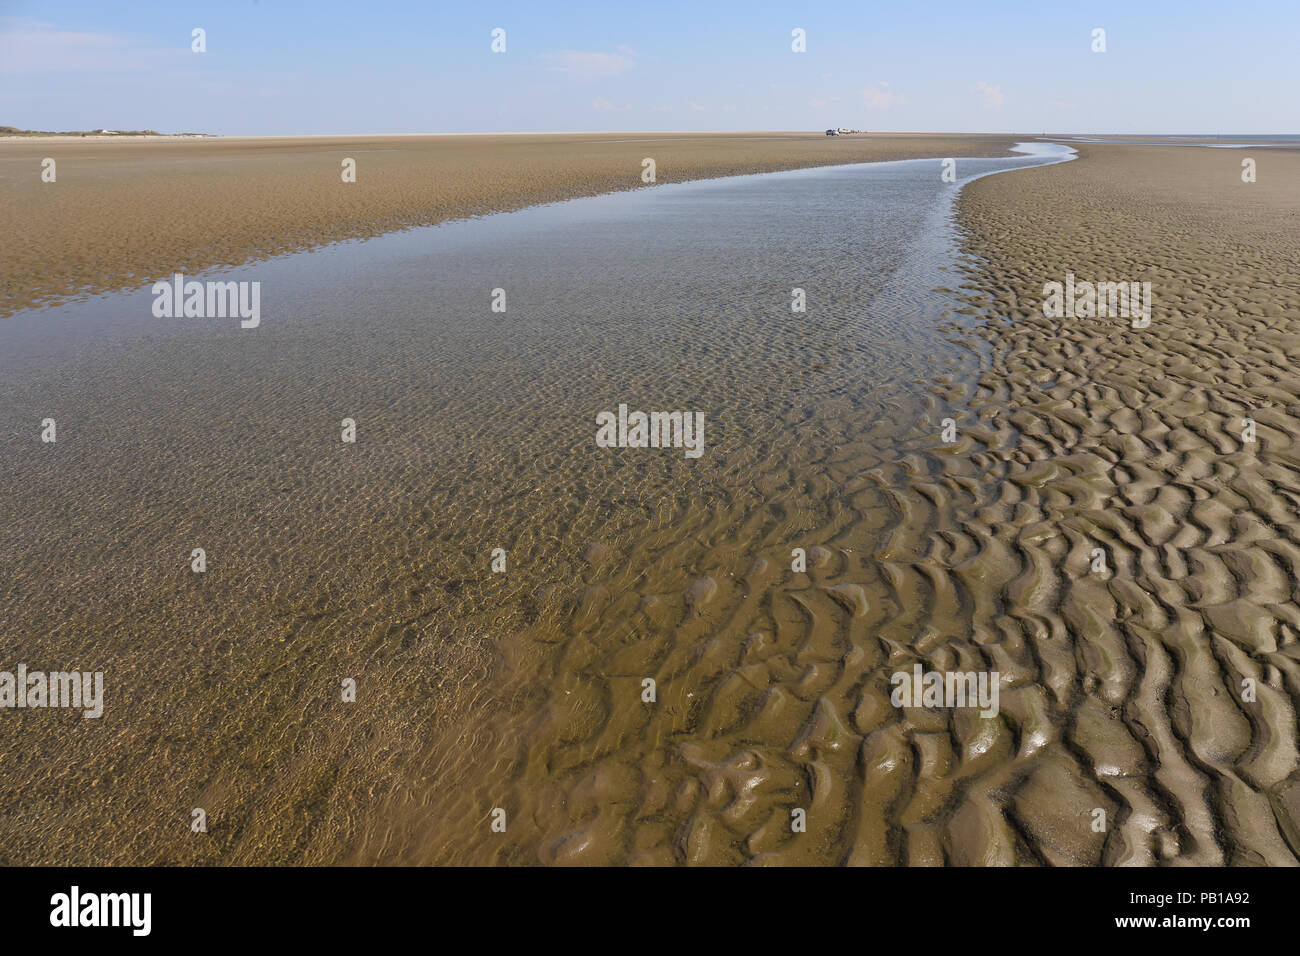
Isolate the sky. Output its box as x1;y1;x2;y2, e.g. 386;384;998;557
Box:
0;0;1296;136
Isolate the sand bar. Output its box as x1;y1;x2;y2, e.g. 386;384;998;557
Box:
943;143;1300;863
2;132;1019;316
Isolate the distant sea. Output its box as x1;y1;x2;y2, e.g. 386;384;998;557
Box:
1056;133;1300;149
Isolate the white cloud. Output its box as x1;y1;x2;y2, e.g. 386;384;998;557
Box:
542;50;636;80
592;97;631;112
688;100;707;111
860;82;903;110
974;81;1004;110
0;17;160;75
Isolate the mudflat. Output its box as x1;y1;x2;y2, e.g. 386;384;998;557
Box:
1;131;1016;317
3;137;1299;866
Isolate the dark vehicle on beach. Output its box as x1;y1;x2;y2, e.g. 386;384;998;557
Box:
825;128;838;135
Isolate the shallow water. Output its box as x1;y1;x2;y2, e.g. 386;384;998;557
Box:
1059;134;1300;149
0;143;1075;865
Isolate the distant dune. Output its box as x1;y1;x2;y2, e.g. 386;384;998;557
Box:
0;125;211;138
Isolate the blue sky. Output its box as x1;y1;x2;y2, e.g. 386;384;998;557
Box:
1;0;1294;135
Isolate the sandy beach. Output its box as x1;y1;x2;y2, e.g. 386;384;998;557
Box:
3;135;1298;867
0;131;1016;317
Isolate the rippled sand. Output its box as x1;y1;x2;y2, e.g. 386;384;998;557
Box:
945;144;1300;864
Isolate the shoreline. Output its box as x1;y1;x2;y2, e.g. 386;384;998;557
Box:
3;131;1020;318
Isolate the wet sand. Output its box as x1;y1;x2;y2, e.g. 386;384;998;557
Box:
3;138;1298;866
946;144;1300;864
0;131;1017;317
